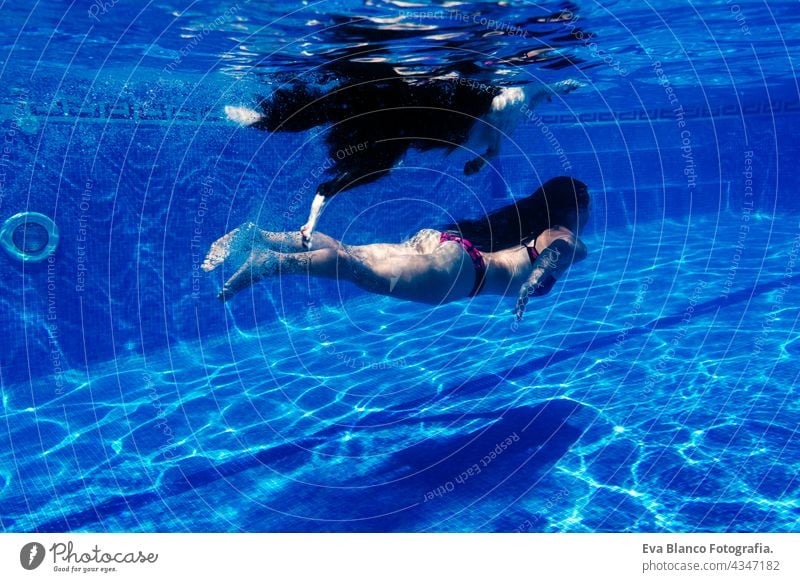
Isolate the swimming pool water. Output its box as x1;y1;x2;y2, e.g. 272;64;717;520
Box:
2;214;797;532
0;0;798;533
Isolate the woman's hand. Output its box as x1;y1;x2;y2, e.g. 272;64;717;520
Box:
512;237;587;321
514;281;533;321
513;269;554;321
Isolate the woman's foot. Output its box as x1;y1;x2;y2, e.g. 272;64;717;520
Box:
217;247;276;302
202;222;256;273
202;222;270;301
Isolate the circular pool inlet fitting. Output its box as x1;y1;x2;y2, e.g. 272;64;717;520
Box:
0;212;60;263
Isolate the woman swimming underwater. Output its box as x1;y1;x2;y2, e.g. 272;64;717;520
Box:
203;177;589;321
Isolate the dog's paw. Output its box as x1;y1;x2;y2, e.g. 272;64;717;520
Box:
464;159;484;176
300;224;314;250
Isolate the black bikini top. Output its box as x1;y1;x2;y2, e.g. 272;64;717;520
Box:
523;241;556;297
526;243;540;264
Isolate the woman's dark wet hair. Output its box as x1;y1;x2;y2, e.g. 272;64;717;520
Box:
442;176;590;252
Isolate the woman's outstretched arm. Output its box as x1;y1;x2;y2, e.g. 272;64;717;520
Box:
514;237;587;321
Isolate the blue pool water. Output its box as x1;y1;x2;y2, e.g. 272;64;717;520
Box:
1;1;798;532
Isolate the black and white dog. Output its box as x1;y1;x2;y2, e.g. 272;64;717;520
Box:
226;62;581;247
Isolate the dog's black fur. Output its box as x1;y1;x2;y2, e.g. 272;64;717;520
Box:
251;62;501;197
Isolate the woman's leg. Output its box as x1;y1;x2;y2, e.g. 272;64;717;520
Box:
214;247;339;302
202;222;342;273
209;245;380;302
204;223;442;274
207;240;455;303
